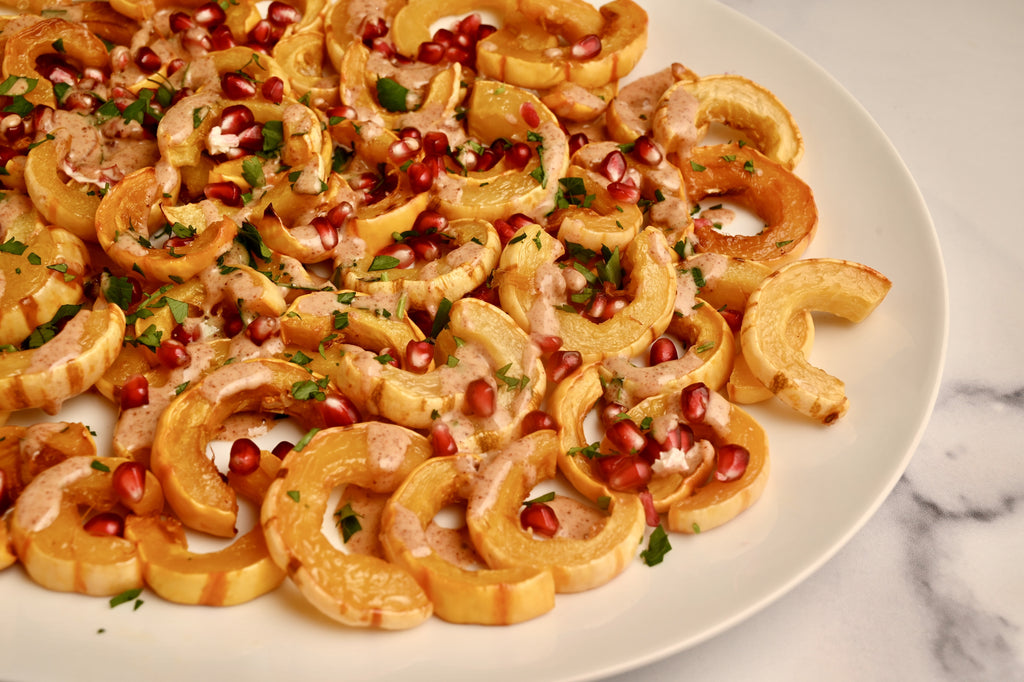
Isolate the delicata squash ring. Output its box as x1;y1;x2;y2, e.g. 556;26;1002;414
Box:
261;423;433;629
682;143;817;267
381;454;557;625
741;258;892;424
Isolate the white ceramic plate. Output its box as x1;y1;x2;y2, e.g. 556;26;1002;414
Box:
0;0;947;680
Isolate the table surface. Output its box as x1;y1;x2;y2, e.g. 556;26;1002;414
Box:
615;1;1024;680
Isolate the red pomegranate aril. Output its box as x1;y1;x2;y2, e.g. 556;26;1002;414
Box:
204;181;242;206
680;382;710;423
272;441;293;459
220;104;254;134
430;420;458;456
533;334;563;353
608;180;641;204
606;418;648;454
453;31;473;50
598;149;627;183
404;340;434;374
169;11;195;32
585;292;608;319
221;72;256;99
172;322;198;344
663;422;695;453
360;16;388;44
407;161;434;194
248;18;274;45
570;34;602;59
465;379;495;418
720;307;743;333
445;45;471;66
457;12;482;37
506;141;532;170
432;28;454;48
388;137;420;164
715;444;750;482
477;24;497;41
398;126;421;142
606;456;652;492
649;337;678;365
371;37;395;58
268;1;301;26
520;101;541;128
408;235;441;261
568;132;589;156
600;401;626;428
166;58;187;77
38;60;77;86
520;502;559;537
134;46;162;73
600;296;628;321
521;410;557;434
326;104;357;123
413;210;447;234
63;91;101;112
474;149;500;172
194;2;226;26
417;41;445;64
313;216;339;250
210;24;236;50
493;218;516;245
376;242;416;269
182;32;212;52
229;438;261;475
120;374;149;410
545;350;582;383
423;131;449;155
84;512;124;538
237;123;264;150
262;75;285;103
327;201;354;227
639;490;660;527
318;393;361;427
156;339;191;369
633;134;663;166
112;461;146;505
245;315;280;345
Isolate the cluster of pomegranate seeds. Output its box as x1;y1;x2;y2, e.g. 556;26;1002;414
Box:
83;512;125;538
414;12;497;70
229;438;262;475
170;1;299;53
520;501;559;537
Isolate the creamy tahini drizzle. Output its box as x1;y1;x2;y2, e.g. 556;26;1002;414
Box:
366;422;411;473
13;457;94;533
676;252;728;315
198;362;275;404
465;438;537;521
27;311;88;373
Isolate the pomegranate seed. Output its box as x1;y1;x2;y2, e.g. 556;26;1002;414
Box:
399;127;421;141
663;422;695;452
608;180;641;204
520;101;541;128
445;45;471;66
172;322;198;344
605;456;652;492
598;149;627;183
326;104;357;123
412;210;447;234
606;419;647;454
639;490;660;527
465;379;495;418
453;31;473;50
371;37;395;58
245;315;280;345
220;105;254;134
120;374;149;410
407;161;434;194
603;296;629;321
568;132;589;156
220;306;244;337
237;123;264;150
388;137;420;164
418;41;445;64
229;438;261;475
313;216;339;250
83;512;124;538
544;350;582;383
680;382;710;423
633;135;663;166
360;17;388;45
272;441;293;459
376;242;416;269
193;2;226;28
112;461;146;505
182;32;212;51
63;91;101;112
457;12;482;37
156;339;191;368
507;213;534;230
521;410;557;434
520;502;559;537
716;444;750;482
404;340;433;373
649;337;678;365
378;346;400;368
533;334;563;353
720;308;743;333
169;11;195;32
268;1;301;26
493;218;516;245
600;401;626;428
506;141;532;170
204;181;242;206
430;421;457;456
327;202;354;227
248;18;274;45
570;34;602;59
423;131;449;155
318;393;361;426
134;46;162;73
477;24;497;41
585;292;608;319
221;73;256;99
210;24;236;50
468;281;500;305
166;58;187;77
408;235;441;261
262;76;285;103
432;28;454;48
474;149;500;172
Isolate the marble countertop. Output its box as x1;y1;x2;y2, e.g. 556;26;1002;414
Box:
617;1;1024;680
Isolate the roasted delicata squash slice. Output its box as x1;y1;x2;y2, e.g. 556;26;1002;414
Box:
497;225;676;362
381;454;557;625
261;423;433;629
741;258;892;424
149;358;349;537
464;430;644;593
551;167;643;253
280;290;425;353
0;421;98;500
9;456;164;595
23;135;104;243
681;143;817;267
0;306;125;415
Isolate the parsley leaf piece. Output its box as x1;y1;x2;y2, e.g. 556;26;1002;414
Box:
429;298;453;339
376;77;410;112
241;157;265;188
109;588;143;608
334;503;363;542
641;525;672;566
368;255;400;271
